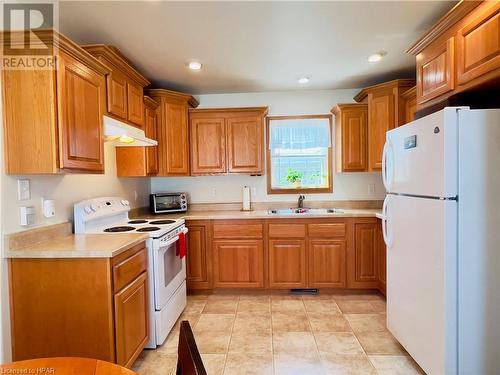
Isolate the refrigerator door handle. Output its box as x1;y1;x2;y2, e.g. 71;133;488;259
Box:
382;195;393;248
382;141;394;192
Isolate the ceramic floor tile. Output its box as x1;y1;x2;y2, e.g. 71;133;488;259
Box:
321;353;377;375
270;294;303;301
207;294;240;301
344;314;387;333
194;330;232;354
369;300;387;313
223;352;273;375
184;299;207;314
356;331;407;355
132;351;178;375
314;332;365;355
272;311;311;332
228;330;272;353
271;299;306;313
272;331;317;354
203;300;238;314
174;313;201;330
233;313;272;332
238;294;270;302
334;293;385;301
369;355;424;375
201;354;227;375
274;352;324;375
195;314;235;333
337;300;378;314
237;300;271;314
308;312;352;332
157;329;179;354
304;300;341;314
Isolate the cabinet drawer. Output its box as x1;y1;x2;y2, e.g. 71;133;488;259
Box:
113;247;148;292
308;223;346;238
213;222;263;239
268;224;306;238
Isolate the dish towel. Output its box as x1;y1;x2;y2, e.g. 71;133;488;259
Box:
177;232;186;259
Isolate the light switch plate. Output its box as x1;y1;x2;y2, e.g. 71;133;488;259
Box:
17;179;30;200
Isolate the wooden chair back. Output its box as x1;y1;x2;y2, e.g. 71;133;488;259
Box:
176;321;207;375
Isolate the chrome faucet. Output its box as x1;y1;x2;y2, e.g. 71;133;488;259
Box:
298;195;305;208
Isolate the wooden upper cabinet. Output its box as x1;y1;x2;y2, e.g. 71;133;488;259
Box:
226;115;264;174
82;44;150;129
408;2;500;110
147;89;199;176
1;30;109;175
456;4;500;86
57;52;106;172
332;104;368;172
190;117;226;174
188;107;268;176
416;37;455;104
354;79;415;171
116;96;159;177
268;239;307;289
401;86;417;124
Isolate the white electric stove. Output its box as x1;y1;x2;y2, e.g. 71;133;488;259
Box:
74;197;187;348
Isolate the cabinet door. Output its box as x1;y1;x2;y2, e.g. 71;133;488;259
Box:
186;223;211;289
308;240;346;288
145;106;158;175
127;83;144;128
456;5;500;85
114;272;149;367
404;92;417;124
376;223;387;294
213;240;264;288
106;70;128;120
269;239;306;289
349;223;379;288
161;101;190;175
341;107;368;171
416;37;455;104
226;116;263;174
190;117;226;174
56;52;105;172
368;91;395;171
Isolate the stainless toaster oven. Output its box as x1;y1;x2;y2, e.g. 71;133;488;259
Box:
150;192;187;214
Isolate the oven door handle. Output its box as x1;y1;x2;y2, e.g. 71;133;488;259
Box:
159;227;189;248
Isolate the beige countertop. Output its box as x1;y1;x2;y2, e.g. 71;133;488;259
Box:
134;208;383;220
4;223;149;259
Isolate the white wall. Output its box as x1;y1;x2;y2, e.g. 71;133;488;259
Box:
1;143;151;234
152;89;385;203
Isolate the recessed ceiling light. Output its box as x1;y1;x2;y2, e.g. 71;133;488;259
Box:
368;52;387;63
188;61;202;70
298;77;310;84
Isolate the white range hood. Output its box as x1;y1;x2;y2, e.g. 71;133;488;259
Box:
103;115;157;147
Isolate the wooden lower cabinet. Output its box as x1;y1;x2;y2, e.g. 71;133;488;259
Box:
268;239;307;289
376;220;387;294
213;240;264;288
349;220;380;289
9;242;149;368
185;221;212;289
308;239;346;288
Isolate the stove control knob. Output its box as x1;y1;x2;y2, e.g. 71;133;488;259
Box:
84;205;92;214
121;200;129;206
90;204;98;212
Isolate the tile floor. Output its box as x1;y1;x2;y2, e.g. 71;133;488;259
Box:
132;293;424;375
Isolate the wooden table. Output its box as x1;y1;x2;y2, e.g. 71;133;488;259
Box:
0;357;138;374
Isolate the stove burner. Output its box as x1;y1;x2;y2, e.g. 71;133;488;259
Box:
136;226;161;232
128;220;148;224
149;220;177;225
104;226;135;233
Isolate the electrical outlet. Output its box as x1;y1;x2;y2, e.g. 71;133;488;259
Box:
211;188;217;197
368;183;376;195
251;187;257;198
17;179;30;200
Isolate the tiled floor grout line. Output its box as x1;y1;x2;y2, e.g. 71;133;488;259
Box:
220;296;239;375
303;297;326;375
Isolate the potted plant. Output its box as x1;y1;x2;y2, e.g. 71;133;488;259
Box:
285;168;304;188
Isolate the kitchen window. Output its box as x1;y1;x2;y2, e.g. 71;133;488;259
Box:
266;115;332;194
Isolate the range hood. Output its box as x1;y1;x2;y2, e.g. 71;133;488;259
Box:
103;115;157;147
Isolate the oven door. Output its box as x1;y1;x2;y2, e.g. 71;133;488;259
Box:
153;228;188;311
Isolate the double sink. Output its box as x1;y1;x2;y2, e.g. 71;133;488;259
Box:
267;207;345;216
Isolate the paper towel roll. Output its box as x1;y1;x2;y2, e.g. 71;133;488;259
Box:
242;186;251;211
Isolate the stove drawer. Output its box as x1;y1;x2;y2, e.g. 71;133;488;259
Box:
113;244;148;292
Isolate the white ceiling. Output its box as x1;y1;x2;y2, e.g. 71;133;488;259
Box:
60;1;455;94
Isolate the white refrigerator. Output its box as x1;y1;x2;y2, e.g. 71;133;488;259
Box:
381;107;500;375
